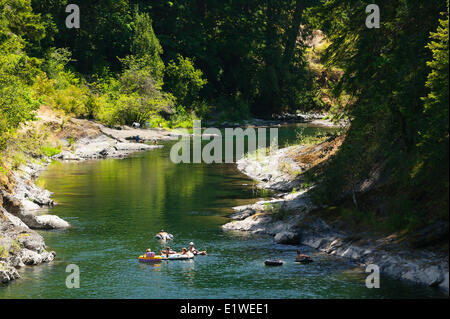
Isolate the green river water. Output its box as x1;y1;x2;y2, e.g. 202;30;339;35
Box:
0;124;446;298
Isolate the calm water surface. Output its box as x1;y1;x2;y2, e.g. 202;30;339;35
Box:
0;125;446;298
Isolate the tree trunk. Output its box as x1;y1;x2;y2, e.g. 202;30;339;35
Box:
282;0;305;67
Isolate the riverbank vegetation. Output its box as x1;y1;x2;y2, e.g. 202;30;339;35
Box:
304;0;449;232
1;0;330;142
0;0;328;166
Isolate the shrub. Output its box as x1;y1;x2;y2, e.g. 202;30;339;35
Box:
41;48;74;86
49;85;90;117
40;144;62;157
9;239;21;254
217;95;250;122
11;151;26;169
130;11;165;84
0;245;8;258
164;55;207;110
0;36;40;151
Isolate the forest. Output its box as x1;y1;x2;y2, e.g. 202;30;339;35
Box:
1;0;448;231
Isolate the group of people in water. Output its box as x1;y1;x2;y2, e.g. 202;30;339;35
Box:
161;242;207;257
144;242;206;258
144;230;207;258
148;230;311;262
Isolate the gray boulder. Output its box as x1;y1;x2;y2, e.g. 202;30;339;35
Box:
34;215;70;229
0;263;20;283
1;193;69;229
274;231;300;244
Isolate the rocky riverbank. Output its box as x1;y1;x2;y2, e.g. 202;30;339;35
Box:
0;108;185;284
223;137;449;292
1;202;56;283
204;112;345;128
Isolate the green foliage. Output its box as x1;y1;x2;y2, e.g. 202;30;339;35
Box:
168;105;198;128
40;144;61;157
339;208;377;228
31;0;133;73
30;0;327;116
308;0;448;229
40;48;78;88
296;128;329;145
81;13;178;127
339;201;423;233
131;10;165;84
9;239;21;254
0;0;42;150
1;0;45;42
216;95;251;123
164;55;207;111
264;203;291;221
415;3;449;206
13;9;181;128
385;196;423;232
0;245;8;258
11;151;26;169
94;55;176;126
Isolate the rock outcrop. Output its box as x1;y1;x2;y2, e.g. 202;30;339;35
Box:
237;146;303;191
225;140;449;292
1;192;69;230
1;204;55;283
223;197;449;291
54;135;164;161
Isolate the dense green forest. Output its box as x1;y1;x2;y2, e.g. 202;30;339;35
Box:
305;0;449;230
1;0;448;231
1;0;324;140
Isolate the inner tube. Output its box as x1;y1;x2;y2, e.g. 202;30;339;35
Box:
264;260;283;266
295;257;313;263
161;252;194;260
138;255;162;263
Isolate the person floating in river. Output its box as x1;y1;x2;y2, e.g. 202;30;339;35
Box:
155;230;173;241
161;246;175;258
188;242;207;255
295;249;313;262
145;249;155;257
180;248;188;255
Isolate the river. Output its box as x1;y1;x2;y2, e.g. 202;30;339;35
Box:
0;124;446;298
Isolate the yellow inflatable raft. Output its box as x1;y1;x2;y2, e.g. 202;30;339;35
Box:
138;255;163;263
